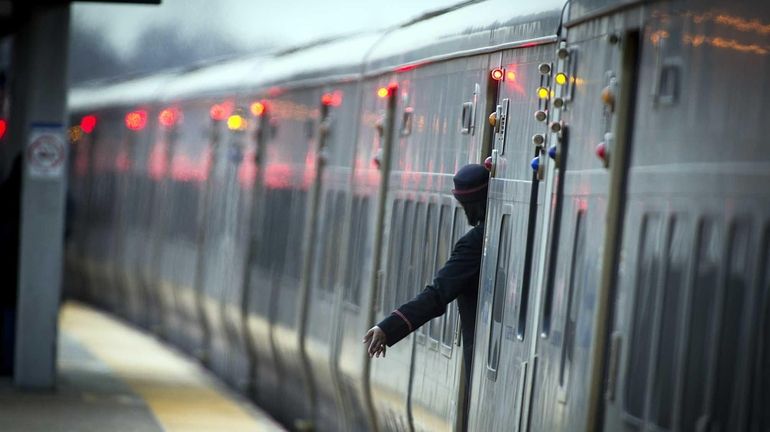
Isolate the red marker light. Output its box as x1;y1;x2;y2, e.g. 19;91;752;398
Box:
0;118;6;140
125;110;147;131
322;90;343;107
210;101;233;121
491;68;505;81
80;115;97;134
158;108;180;128
250;101;266;117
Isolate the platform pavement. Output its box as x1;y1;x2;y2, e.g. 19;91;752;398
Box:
0;301;286;432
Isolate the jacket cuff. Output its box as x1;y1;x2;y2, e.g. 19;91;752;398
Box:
377;311;412;346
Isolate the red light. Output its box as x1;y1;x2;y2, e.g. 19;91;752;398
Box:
0;118;6;140
491;68;505;81
321;90;343;107
210;101;233;121
159;108;180;128
125;110;147;131
80;115;97;134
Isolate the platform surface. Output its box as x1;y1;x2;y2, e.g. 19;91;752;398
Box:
0;301;286;432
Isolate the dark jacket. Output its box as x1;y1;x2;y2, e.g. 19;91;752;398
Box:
377;222;484;371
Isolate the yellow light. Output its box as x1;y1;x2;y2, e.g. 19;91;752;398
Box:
555;73;568;85
250;101;266;117
227;114;247;131
377;87;390;98
537;87;550;99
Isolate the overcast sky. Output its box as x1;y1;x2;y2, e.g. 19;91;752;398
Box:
72;0;465;58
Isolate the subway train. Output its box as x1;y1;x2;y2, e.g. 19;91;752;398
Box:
64;0;770;431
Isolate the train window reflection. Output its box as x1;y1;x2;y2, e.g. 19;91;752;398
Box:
624;214;662;419
713;223;750;429
439;205;455;350
396;201;415;310
386;199;404;311
560;210;586;391
487;214;511;373
681;220;721;431
425;204;441;344
651;217;690;428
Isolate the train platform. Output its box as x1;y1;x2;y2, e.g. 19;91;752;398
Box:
0;301;285;432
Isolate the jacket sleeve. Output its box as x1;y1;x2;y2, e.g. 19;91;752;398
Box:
377;225;483;346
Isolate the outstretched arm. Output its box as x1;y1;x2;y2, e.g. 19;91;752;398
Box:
368;224;484;349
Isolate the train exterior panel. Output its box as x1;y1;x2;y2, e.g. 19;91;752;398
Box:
65;0;770;431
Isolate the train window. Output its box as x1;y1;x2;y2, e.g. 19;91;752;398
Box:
442;207;466;348
681;220;721;431
424;204;441;344
385;199;403;311
395;200;414;310
487;214;511;374
651;217;691;428
344;197;369;306
712;223;750;430
439;205;455;350
323;191;346;295
755;228;770;431
624;214;663;419
411;203;427;341
559;210;586;391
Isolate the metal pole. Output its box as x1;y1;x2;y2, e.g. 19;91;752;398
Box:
12;4;70;390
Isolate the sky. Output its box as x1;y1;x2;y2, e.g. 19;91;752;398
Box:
72;0;466;58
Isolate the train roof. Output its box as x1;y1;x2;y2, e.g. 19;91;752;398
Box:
68;0;567;111
69;70;180;113
159;54;268;101
242;32;384;92
366;0;564;72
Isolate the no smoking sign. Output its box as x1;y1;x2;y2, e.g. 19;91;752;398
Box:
26;124;66;179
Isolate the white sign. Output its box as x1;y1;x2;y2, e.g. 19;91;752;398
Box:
26;124;66;179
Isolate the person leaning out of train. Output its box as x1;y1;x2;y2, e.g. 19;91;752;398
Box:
363;162;488;376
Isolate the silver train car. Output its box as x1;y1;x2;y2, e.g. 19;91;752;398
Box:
65;0;770;431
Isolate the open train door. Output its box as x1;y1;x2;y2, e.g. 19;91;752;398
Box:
467;38;561;431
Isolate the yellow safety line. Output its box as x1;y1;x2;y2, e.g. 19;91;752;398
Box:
59;301;284;432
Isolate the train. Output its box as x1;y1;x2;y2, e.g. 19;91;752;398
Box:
64;0;770;431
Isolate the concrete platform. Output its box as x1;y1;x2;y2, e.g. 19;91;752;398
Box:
0;302;285;432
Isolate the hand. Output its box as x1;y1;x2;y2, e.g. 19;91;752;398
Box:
363;326;387;358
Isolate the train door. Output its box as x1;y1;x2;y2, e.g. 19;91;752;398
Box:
526;15;640;432
241;93;285;417
337;76;398;432
467;42;557;432
301;84;360;432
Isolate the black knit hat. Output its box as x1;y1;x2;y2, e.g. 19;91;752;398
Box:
452;163;489;204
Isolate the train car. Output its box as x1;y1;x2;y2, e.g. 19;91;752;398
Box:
66;0;770;431
68;71;179;328
151;56;263;375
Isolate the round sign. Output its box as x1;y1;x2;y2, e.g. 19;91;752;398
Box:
27;132;65;177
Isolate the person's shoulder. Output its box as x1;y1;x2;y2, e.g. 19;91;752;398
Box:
458;223;485;247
